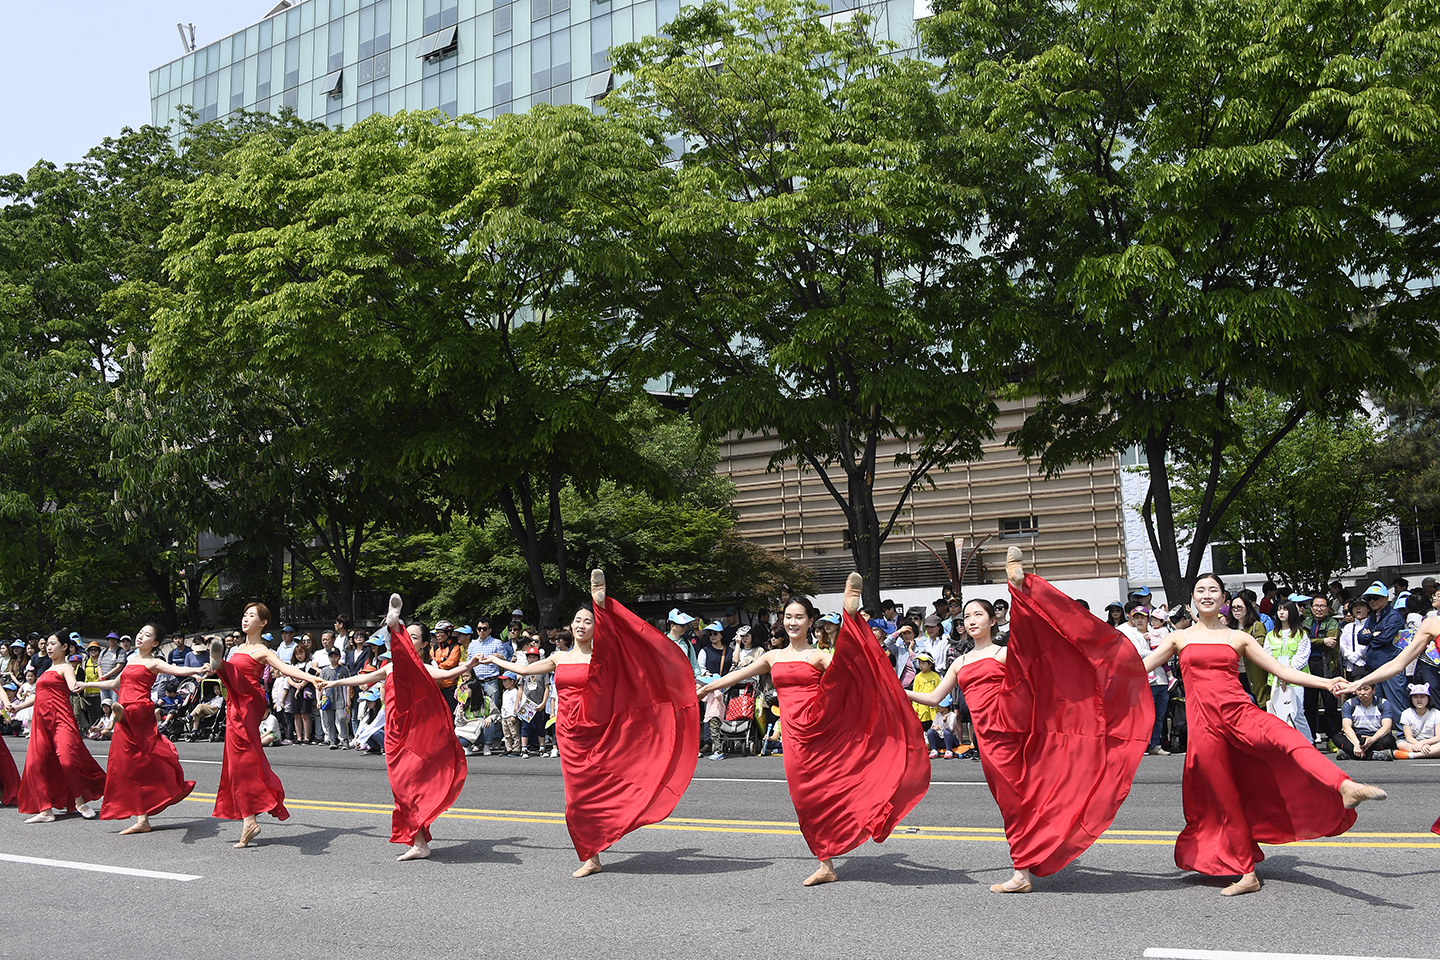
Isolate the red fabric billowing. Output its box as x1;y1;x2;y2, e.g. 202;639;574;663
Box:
18;671;106;814
558;598;700;861
1176;642;1354;875
0;736;17;806
957;573;1153;876
100;664;195;819
213;653;289;821
772;610;930;861
383;621;467;845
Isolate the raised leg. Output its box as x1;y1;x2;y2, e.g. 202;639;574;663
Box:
387;593;403;629
1006;546;1026;592
591;569;607;609
842;572;862;615
1339;778;1388;809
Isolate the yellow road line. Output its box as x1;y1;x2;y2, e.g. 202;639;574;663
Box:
180;794;1440;849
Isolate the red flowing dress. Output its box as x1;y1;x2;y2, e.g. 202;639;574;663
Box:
212;652;289;822
1176;642;1355;875
382;622;466;846
556;599;699;861
18;671;106;814
771;610;930;861
955;574;1153;876
0;732;18;806
100;663;195;820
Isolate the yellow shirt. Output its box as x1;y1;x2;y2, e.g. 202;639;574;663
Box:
911;669;941;723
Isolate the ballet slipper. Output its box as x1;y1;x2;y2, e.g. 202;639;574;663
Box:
234;821;261;848
842;573;862;615
24;810;56;824
1339;779;1387;809
591;569;607;609
119;820;151;835
386;593;403;630
397;840;431;861
1221;875;1262;896
989;879;1033;894
573;857;602;878
802;862;838;886
1006;546;1026;592
77;801;98;820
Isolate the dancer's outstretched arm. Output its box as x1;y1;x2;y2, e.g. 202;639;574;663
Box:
323;665;391;689
483;653;557;676
426;655;481;682
150;661;210;679
908;661;959;707
74;675;124;692
697;653;773;696
1236;633;1336;690
1336;615;1439;694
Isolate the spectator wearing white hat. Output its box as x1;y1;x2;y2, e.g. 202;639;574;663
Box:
1396;683;1440;758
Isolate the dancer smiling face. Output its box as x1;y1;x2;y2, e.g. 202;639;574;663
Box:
570;608;594;648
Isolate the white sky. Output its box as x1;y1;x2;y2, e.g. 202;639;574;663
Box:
1;1;270;177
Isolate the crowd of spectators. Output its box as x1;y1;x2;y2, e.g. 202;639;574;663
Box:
4;576;1439;767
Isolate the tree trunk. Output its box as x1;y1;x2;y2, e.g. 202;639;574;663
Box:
143;562;180;632
844;461;884;613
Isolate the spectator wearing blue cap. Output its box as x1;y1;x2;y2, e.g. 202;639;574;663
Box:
665;608;702;678
815;613;841;651
275;626;298;665
1358;580;1410;709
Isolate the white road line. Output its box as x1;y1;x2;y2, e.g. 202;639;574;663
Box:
1146;950;1437;960
692;777;988;785
0;854;201;882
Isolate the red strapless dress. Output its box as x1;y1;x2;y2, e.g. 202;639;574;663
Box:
101;663;195;819
213;652;289;821
383;621;466;845
18;670;106;814
1177;642;1354;875
557;598;700;861
0;733;18;806
771;610;929;861
954;574;1153;876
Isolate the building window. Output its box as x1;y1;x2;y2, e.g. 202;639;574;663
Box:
424;0;459;34
231;31;247;61
533;0;571;18
417;24;459;59
494;47;512;106
591;12;610;72
320;70;343;98
1119;444;1148;467
360;0;392;59
284;37;300;90
230;62;245;112
327;20;345;72
999;516;1039;539
1401;525;1439;566
586;70;612;100
495;4;513;36
256;49;272;100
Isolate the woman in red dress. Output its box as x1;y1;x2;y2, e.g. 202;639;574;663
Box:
1336;613;1440;834
1143;572;1386;895
908;548;1154;893
322;595;478;861
73;624;204;834
2;633;106;823
212;602;321;848
699;572;929;886
0;719;17;807
487;570;700;878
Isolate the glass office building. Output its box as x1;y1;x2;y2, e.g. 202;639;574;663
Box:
149;0;926;130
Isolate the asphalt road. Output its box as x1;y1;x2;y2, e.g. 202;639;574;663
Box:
1;738;1437;960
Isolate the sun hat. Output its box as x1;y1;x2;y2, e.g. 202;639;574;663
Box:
668;608;697;626
1409;683;1431;697
702;620;724;632
1362;581;1389;599
819;613;841;626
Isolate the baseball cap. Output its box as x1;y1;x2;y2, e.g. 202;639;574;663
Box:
524;645;541;656
511;609;525;619
923;614;942;627
819;612;841;625
1131;586;1152;597
365;634;387;647
668;608;697;626
1410;683;1431;697
105;632;121;640
915;652;935;664
281;624;295;633
261;632;274;642
455;625;473;635
379;652;393;661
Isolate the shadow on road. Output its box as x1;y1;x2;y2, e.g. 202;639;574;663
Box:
605;846;773;876
429;835;530;865
1037;865;1185;896
1259;854;1430;908
838;851;975;887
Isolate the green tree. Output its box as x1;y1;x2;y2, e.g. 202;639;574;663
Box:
1172;391;1388;592
609;0;1002;611
148;108;673;629
927;0;1440;601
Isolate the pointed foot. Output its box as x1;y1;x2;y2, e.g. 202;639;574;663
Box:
397;843;431;861
234;822;261;848
119;820;151;835
802;863;838;886
1340;780;1387;809
386;593;403;629
24;811;56;824
573;859;602;878
842;573;862;615
590;569;607;608
1005;546;1026;591
990;879;1033;894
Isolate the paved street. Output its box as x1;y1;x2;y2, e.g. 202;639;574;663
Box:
1;738;1437;960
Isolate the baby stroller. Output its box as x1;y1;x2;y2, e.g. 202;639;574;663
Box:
186;676;227;742
716;682;761;756
155;678;201;741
